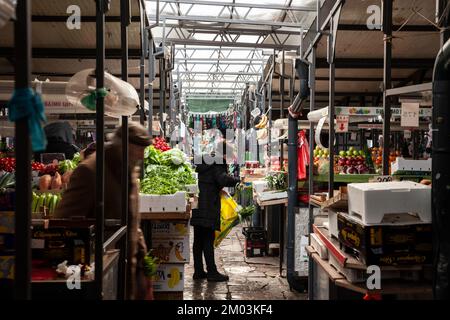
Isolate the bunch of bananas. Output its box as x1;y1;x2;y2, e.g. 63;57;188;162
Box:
255;114;268;129
168;267;181;288
32;192;62;215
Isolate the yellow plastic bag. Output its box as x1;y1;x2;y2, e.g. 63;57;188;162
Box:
214;191;240;248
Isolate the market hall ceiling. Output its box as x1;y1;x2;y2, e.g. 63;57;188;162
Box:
0;0;442;109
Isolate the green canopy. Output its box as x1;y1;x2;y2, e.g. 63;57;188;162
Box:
186;98;233;113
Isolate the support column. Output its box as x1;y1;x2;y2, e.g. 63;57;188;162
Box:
95;0;106;300
120;0;129;300
382;0;393;175
14;0;32;300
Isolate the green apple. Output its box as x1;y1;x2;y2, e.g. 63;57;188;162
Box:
353;150;358;156
339;150;346;157
349;147;355;152
359;150;364;156
346;150;352;157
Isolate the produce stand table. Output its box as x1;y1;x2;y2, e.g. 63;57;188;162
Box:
307;246;432;299
253;190;288;276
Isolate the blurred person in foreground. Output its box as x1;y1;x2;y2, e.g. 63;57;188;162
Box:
54;122;151;300
191;139;241;282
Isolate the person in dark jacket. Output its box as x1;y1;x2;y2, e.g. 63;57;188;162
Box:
34;121;80;161
191;149;240;282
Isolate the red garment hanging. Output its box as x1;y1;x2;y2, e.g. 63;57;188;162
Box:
297;130;310;180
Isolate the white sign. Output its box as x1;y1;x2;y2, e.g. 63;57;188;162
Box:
251;108;261;118
401;103;420;127
336;115;349;133
404;130;412;139
370;175;394;183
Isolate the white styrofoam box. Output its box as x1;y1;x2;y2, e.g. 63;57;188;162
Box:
252;180;268;194
151;221;190;239
391;157;432;174
347;181;431;225
153;263;184;292
310;233;328;260
191;172;198;181
139;191;187;213
152;237;190;263
328;210;339;239
258;190;288;201
139;194;162;213
185;184;199;194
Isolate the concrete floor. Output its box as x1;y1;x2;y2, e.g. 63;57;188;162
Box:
184;226;308;300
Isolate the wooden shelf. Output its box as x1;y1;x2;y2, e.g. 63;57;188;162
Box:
254;196;288;208
307;246;432;296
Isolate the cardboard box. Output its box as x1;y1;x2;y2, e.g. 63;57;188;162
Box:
153;263;184;292
31;225;95;266
328;210;339;239
337;212;432;266
310;233;328;260
151;221;190;238
0;256;14;280
0;211;14;234
347;181;431;224
152;237;190;263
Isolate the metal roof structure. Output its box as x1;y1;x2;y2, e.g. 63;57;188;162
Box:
144;0;316;103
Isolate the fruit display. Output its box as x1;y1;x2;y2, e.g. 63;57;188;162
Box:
0;157;15;172
336;147;370;174
153;136;171;152
370;147;401;174
32;192;62;215
255;114;268;129
39;172;63;191
31;161;45;172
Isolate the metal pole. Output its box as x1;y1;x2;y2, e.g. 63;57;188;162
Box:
308;47;316;301
119;0;129;301
328;37;335;198
148;31;154;138
140;18;146;126
160;59;166;137
280;50;285;170
95;0;106;300
382;0;393;175
14;0;32;300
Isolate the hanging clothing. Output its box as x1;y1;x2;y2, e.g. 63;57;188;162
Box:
297;130;310;180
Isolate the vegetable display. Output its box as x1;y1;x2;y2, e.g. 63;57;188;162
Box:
141;146;196;195
266;171;288;191
58;152;81;174
153;137;171;152
0;157;16;172
32;192;62;215
0;172;15;190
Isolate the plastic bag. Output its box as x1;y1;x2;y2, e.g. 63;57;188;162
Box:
214;191;241;248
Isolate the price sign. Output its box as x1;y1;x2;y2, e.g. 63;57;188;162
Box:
401;102;419;127
336;115;349;133
251;108;261;118
370;175;394;183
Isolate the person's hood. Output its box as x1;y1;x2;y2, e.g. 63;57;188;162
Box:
195;163;215;174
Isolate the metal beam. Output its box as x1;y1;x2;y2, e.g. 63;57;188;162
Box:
316;58;435;69
0;47;142;59
155;38;300;50
149;15;309;29
178;71;260;75
175;58;264;61
146;0;315;12
337;23;438;32
31;15;141;23
385;82;432;96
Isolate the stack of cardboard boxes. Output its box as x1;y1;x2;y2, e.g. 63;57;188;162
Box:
151;220;190;297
